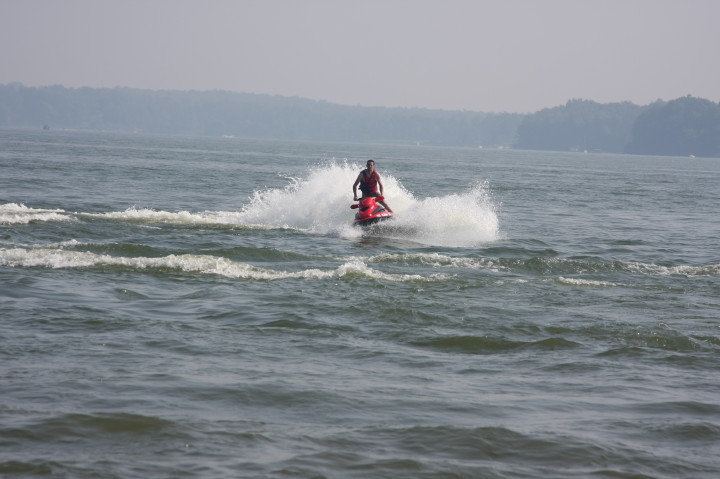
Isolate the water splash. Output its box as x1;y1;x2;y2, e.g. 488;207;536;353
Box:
236;161;500;247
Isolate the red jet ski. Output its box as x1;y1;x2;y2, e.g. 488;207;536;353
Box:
350;195;393;227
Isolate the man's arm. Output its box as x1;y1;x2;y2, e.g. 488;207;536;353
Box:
352;175;361;200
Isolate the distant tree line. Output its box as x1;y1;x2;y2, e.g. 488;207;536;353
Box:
625;96;720;157
516;96;720;157
1;83;719;157
0;83;520;148
515;99;642;153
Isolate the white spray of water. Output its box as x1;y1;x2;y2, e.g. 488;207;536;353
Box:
394;184;500;247
236;161;500;247
237;161;364;235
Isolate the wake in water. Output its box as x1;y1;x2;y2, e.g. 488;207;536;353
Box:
0;247;446;282
1;241;718;283
236;161;500;247
1;162;499;247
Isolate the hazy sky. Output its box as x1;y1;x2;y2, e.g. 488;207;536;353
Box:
2;0;718;113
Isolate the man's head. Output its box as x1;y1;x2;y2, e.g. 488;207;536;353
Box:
366;160;375;170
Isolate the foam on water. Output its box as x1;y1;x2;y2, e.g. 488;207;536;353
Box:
0;247;444;282
627;261;720;277
0;203;71;224
82;207;262;228
556;276;618;287
4;244;715;284
356;252;719;278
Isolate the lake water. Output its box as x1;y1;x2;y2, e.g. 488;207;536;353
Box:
1;129;719;478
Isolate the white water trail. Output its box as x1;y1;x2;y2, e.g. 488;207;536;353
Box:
1;161;501;247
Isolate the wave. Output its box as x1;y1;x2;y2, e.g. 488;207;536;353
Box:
307;424;702;478
556;276;617;287
16;412;175;439
0;203;71;225
3;240;716;284
80;207;276;230
411;335;581;355
358;252;720;279
363;252;501;270
626;261;720;277
0;247;445;282
499;256;718;278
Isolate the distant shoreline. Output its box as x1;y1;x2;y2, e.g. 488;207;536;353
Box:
1;84;718;157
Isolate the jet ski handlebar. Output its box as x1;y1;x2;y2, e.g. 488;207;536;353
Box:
350;195;384;209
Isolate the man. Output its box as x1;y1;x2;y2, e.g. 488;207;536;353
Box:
352;160;393;213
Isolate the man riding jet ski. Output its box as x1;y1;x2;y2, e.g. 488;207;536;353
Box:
351;160;394;227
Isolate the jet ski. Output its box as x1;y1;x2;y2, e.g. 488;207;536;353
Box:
350;195;393;227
